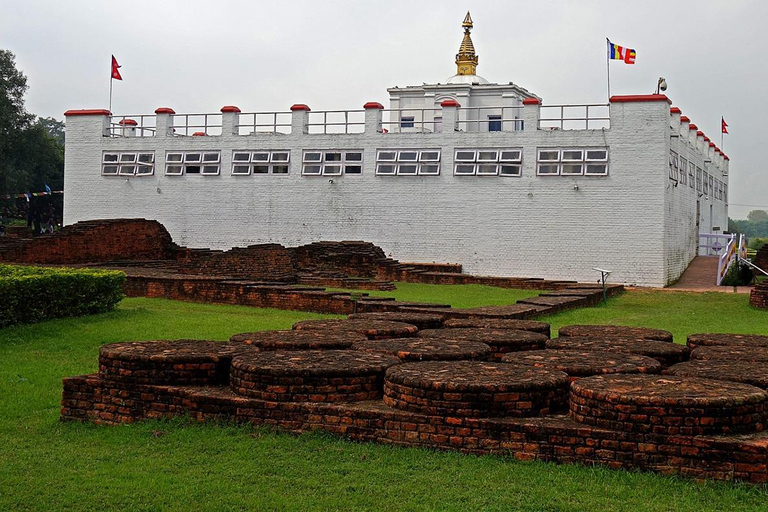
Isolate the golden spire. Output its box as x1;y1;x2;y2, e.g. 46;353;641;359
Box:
455;11;478;75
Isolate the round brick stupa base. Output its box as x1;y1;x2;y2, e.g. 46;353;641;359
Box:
99;339;232;385
230;350;400;402
570;374;768;435
229;330;364;351
352;338;491;361
690;346;768;362
558;325;673;342
686;333;768;350
504;350;661;380
383;361;569;417
667;359;768;390
292;319;418;339
544;337;690;368
443;318;550;337
347;312;445;330
418;328;547;360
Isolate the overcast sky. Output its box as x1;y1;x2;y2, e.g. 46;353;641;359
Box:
2;0;766;218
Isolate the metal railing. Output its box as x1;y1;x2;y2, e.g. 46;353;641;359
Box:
171;113;223;136
236;112;292;135
455;106;524;132
307;110;366;134
539;104;610;130
107;115;157;137
380;108;443;133
699;233;732;256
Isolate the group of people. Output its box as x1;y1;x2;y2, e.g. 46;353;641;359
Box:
0;200;60;236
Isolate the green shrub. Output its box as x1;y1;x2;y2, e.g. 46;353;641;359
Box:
720;261;753;286
0;264;125;327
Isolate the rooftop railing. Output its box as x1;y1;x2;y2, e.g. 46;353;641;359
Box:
539;104;610;130
236;112;293;135
171;113;223;136
307;110;366;134
108;115;157;137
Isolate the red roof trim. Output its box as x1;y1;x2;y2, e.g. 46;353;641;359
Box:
680;116;690;123
290;104;311;111
64;109;111;117
669;107;682;114
724;155;730;161
220;105;241;113
440;99;461;107
709;142;716;147
522;98;541;105
696;130;704;137
609;94;672;104
118;119;138;126
154;107;176;115
363;102;384;109
688;124;698;130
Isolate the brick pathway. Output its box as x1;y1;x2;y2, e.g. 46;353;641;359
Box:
666;256;753;293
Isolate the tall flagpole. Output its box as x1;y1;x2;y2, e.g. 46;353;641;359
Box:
109;74;113;113
606;38;611;101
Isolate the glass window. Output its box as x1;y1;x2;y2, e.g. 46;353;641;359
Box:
203;152;220;162
136;165;154;176
585;164;608;176
120;153;137;163
562;150;584;162
272;165;289;174
488;115;501;132
323;165;343;176
500;150;521;161
103;153;119;163
398;151;418;162
232;165;251;175
499;165;521;176
303;152;322;162
325;152;342;162
271;152;289;163
165;165;183;175
377;151;397;161
400;116;414;128
420;151;440;162
345;152;362;162
477;164;499;175
102;165;119;175
166;153;183;162
185;153;202;162
454;164;476;175
420;164;440;175
302;165;322;175
561;163;584;175
253;165;269;174
233;152;251;162
397;164;418;175
586;150;608;161
137;153;154;163
537;164;559;175
477;150;498;162
455;150;476;161
376;164;396;175
538;150;559;161
344;165;362;174
252;152;270;162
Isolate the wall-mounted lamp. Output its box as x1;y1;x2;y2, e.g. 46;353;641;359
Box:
328;179;334;184
527;192;533;198
156;187;161;194
573;184;580;191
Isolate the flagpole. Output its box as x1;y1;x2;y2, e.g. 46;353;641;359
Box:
606;38;611;101
109;76;113;113
721;118;724;152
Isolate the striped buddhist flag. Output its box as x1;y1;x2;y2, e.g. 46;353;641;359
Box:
607;40;636;64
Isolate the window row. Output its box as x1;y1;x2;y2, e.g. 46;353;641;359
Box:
232;150;290;175
375;149;441;176
671;151;726;201
454;148;522;176
102;152;155;176
536;148;608;176
302;150;362;176
166;151;221;175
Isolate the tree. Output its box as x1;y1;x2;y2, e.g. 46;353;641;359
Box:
0;49;34;195
747;210;768;222
37;116;65;145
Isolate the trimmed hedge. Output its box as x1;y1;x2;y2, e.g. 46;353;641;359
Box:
0;265;125;328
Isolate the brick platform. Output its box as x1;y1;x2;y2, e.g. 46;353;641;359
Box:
230;350;399;402
544;337;690;368
347;312;445;330
691;346;768;362
686;333;768;350
667;360;768;390
558;325;673;342
418;328;548;360
292;319;418;340
228;330;365;350
443;318;550;337
570;374;768;435
505;350;661;380
383;361;569;418
751;281;768;310
352;338;491;362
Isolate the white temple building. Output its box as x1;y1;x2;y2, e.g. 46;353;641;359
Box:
63;12;730;287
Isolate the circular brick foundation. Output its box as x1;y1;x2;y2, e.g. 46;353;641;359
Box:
545;337;690;368
352;338;491;361
443;318;551;337
504;350;661;380
230;350;400;402
690;346;768;362
228;330;364;351
558;325;673;342
686;333;768;350
570;374;768;435
667;360;768;390
292;319;418;339
99;339;232;385
418;328;548;360
347;312;445;330
383;361;569;417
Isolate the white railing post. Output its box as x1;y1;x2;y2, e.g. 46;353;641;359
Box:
440;99;460;133
155;107;175;137
363;102;384;133
118;118;137;137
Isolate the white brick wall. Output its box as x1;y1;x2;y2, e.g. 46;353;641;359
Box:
64;98;727;288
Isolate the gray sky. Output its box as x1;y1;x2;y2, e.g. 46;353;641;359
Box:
3;0;766;219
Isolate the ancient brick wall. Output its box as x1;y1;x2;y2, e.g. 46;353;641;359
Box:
750;282;768;310
294;241;387;278
176;244;297;282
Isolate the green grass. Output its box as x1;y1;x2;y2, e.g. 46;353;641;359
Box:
2;293;768;510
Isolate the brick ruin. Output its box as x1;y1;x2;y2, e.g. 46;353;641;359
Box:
61;319;768;484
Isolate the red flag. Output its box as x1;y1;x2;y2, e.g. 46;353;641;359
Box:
111;55;122;81
721;117;728;134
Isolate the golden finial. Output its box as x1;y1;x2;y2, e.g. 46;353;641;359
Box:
456;11;478;76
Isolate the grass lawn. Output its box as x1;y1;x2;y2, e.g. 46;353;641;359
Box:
2;291;768;511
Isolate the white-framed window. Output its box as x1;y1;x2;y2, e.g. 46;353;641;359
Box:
679;157;688;186
453;148;523;177
231;150;290;175
703;171;709;195
400;116;415;129
376;149;441;176
102;151;155;176
709;175;714;197
488;115;502;132
165;151;220;176
301;150;363;176
696;167;702;192
669;151;679;181
536;148;608;176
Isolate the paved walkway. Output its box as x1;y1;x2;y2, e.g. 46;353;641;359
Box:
665;256;753;293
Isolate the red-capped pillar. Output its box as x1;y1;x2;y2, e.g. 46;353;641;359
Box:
609;94;671;132
154;107;176;137
221;105;241;136
118;118;138;137
440;99;460;133
63;109;113;137
363;102;384;133
290;104;311;134
522;97;541;131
